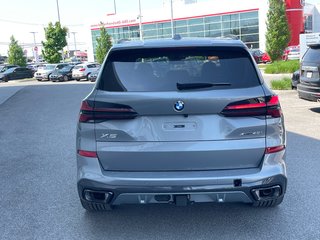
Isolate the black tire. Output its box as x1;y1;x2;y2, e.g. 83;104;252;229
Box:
3;76;9;82
252;195;284;207
76;79;80;81
80;199;113;212
86;73;91;81
63;75;68;82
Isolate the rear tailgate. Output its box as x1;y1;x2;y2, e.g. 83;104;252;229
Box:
92;46;267;171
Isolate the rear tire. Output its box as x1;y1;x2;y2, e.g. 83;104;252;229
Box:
252;195;284;207
86;73;90;81
80;199;113;212
63;75;68;82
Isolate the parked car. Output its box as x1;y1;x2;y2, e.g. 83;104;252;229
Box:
34;63;69;81
261;52;271;63
291;70;300;89
249;50;271;64
0;64;19;73
297;44;320;101
282;45;300;61
0;67;34;82
49;65;74;82
88;68;100;82
76;38;287;211
72;63;100;81
26;64;43;73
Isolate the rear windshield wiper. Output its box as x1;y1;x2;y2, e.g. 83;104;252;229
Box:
176;82;231;90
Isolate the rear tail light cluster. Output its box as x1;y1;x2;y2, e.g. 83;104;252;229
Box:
265;145;285;154
79;68;86;72
79;100;138;123
221;95;282;118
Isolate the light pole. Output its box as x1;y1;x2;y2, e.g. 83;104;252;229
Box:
56;0;61;23
170;0;174;38
113;0;117;14
30;32;38;63
138;0;143;40
71;32;77;54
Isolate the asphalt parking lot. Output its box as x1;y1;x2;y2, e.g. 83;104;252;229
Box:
0;81;319;240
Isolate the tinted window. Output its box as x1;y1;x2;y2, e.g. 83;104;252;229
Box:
60;66;73;71
303;47;320;63
4;68;16;73
99;47;260;92
44;65;56;70
74;65;84;69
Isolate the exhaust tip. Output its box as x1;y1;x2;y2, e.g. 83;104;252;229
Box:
252;185;281;201
83;189;113;203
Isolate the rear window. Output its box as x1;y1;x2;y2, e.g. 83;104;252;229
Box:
73;65;84;69
303;47;320;63
99;47;260;92
44;65;56;70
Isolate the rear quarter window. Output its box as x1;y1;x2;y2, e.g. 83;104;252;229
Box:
303;47;320;63
98;47;260;92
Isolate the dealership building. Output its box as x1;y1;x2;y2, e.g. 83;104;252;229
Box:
88;0;320;61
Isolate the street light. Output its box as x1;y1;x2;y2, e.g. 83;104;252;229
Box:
30;32;38;63
138;0;143;40
71;32;77;53
56;0;61;23
170;0;174;38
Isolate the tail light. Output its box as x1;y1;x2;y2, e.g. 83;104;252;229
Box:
79;68;86;72
221;95;282;118
78;150;97;158
79;100;138;123
265;145;285;154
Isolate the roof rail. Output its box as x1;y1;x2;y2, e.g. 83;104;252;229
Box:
117;39;131;44
217;34;240;40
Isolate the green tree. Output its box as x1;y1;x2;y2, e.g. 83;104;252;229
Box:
7;36;26;66
266;0;290;61
42;22;68;63
96;22;112;64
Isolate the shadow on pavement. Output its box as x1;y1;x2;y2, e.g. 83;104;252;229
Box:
310;107;320;114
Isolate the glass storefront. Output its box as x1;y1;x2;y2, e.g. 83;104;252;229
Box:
91;10;259;58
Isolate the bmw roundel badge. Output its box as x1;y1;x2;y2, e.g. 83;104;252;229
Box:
174;100;185;112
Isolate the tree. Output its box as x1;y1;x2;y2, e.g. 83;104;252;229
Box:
95;22;112;64
7;36;26;66
266;0;290;61
42;22;68;63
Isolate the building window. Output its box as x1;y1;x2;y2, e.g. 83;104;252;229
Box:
91;10;260;60
304;15;313;33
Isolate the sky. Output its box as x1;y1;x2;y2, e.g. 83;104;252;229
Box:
0;0;169;55
0;0;320;56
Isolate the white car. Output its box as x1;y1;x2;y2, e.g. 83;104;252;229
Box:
287;48;300;60
72;63;100;81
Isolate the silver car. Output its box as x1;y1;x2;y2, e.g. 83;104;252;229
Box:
76;38;287;211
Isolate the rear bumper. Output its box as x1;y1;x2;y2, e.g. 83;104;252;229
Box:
297;84;320;101
77;150;287;206
72;74;86;79
50;76;63;81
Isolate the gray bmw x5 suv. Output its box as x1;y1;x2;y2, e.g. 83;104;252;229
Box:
76;38;287;211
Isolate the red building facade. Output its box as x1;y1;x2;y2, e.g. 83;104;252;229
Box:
285;0;305;46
